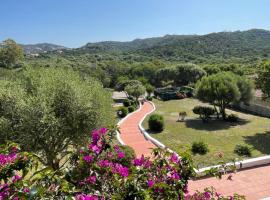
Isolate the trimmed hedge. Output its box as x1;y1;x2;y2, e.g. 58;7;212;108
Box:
148;114;164;132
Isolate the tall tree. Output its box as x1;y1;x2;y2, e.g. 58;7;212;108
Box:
0;39;24;68
256;61;270;99
196;72;241;120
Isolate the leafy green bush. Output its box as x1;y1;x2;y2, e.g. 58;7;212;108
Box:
148;114;164;132
128;106;135;113
234;145;251;157
226;114;239;122
0;67;113;169
193;106;215;122
123;99;131;107
117;107;128;118
146;96;153;101
191;141;209;155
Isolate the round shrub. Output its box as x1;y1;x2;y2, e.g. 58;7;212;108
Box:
117;107;128;118
123;99;131;107
234;145;251;157
148;114;164;132
226;114;239;122
191;141;209;155
128;106;135;113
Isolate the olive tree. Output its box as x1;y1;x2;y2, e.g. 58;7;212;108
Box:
0;39;24;68
125;83;146;101
0;67;113;169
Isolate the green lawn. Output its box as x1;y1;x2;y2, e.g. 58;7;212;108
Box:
143;98;270;168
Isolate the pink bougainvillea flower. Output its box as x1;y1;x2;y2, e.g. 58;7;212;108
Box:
133;155;145;166
170;152;179;164
11;175;22;183
85;175;96;184
98;160;111;168
89;144;102;154
147;180;155;187
204;191;211;199
99;127;107;134
112;163;129;177
83;155;93;163
76;194;99;200
117;151;125;159
171;172;181;180
23;188;30;193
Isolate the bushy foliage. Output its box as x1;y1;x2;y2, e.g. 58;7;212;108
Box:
0;129;244;199
191;141;209;155
128;106;135;113
156;64;206;87
117;107;128;118
123;99;131;107
0;67;113;169
148;114;165;132
125;82;146;100
256;61;270;99
0;39;24;68
193;106;215;122
234;145;251;157
196;72;253;120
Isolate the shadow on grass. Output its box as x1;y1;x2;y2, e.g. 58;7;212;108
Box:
244;131;270;154
146;129;163;134
185;118;250;131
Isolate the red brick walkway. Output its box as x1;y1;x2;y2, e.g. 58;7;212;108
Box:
189;165;270;200
119;102;155;157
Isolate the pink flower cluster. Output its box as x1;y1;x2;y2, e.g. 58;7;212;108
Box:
0;153;17;166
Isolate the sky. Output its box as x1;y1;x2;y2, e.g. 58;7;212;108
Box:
1;0;270;47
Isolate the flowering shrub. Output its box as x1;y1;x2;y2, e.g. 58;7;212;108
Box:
0;128;245;199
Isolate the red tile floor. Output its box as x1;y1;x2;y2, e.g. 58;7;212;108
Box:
119;101;270;200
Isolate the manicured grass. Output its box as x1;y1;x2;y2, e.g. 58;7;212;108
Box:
143;98;270;167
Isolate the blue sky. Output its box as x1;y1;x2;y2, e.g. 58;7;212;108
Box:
1;0;270;47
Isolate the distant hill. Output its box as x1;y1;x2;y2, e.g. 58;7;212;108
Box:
21;43;67;54
71;29;270;60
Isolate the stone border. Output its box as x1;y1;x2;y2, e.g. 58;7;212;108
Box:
138;101;270;176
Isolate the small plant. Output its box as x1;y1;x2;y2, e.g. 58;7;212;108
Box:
123;99;131;107
146;96;153;101
193;106;215;122
226;114;239;122
191;141;209;155
234;144;251;157
117;107;128;118
128;106;135;113
148;114;165;132
178;111;187;121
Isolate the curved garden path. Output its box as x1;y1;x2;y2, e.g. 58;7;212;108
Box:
119;101;155;157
